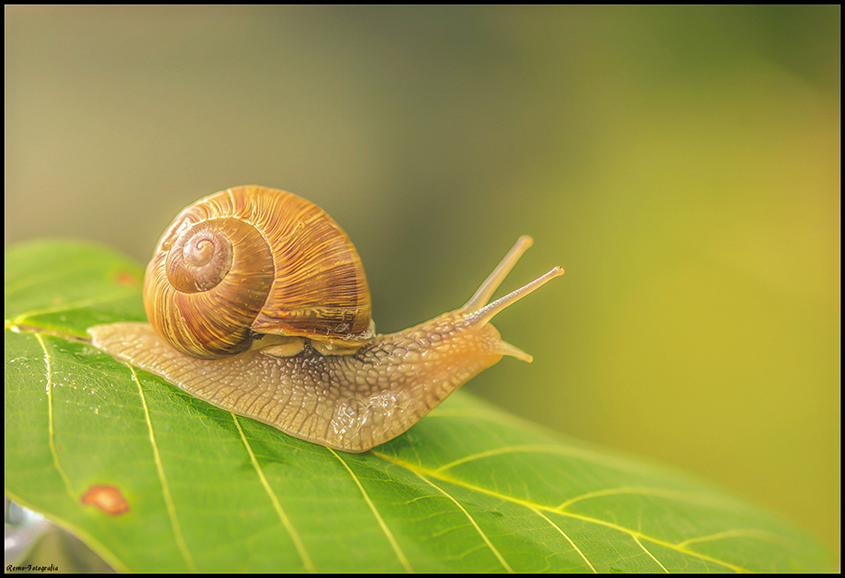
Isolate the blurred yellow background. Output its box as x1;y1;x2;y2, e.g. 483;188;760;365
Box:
5;6;839;556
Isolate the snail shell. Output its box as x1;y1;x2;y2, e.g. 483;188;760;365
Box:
89;186;563;452
144;186;373;359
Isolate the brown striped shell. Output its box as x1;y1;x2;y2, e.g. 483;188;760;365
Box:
143;186;373;359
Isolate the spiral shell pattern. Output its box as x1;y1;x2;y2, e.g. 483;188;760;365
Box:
143;186;372;359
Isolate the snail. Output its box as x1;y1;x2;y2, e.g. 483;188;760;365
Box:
88;186;563;453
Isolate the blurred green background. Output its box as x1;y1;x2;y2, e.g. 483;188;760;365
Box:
5;5;839;558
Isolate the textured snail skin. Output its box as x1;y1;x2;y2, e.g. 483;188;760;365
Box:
88;187;563;452
89;260;563;452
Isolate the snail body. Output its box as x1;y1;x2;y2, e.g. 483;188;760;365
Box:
89;186;563;452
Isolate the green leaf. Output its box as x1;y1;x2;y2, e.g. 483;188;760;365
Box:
5;240;834;572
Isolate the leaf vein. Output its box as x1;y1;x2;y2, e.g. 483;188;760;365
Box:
413;471;514;573
11;288;138;326
232;415;315;572
131;364;197;572
632;534;668;572
329;448;413;573
557;486;734;511
527;504;597;572
38;333;77;501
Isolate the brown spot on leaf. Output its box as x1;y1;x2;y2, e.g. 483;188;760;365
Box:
81;485;130;516
115;270;141;286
